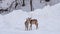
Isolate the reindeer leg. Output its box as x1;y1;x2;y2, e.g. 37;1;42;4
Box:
30;24;32;30
25;26;28;31
25;25;26;31
36;23;38;30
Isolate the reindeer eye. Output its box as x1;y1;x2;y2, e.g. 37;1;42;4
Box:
45;0;50;2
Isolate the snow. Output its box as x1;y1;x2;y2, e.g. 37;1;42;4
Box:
0;3;60;34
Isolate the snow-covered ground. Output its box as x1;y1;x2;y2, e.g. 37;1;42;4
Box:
0;3;60;34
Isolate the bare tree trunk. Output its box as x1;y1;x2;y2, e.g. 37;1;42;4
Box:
14;0;18;9
30;0;33;11
22;0;25;6
45;0;50;2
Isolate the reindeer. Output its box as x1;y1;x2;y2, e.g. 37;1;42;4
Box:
25;17;38;31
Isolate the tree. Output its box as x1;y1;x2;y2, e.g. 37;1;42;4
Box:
40;0;50;3
22;0;25;6
30;0;33;11
14;0;18;9
45;0;50;2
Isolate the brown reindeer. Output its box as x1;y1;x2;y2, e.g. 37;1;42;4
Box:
25;18;30;30
25;17;38;30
